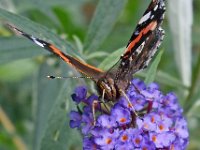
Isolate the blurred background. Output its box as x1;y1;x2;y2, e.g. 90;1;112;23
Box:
0;0;199;149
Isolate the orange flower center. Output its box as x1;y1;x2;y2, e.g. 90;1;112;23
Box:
122;135;128;141
142;147;147;150
151;116;155;123
152;135;157;142
120;118;126;123
135;138;141;144
106;138;112;144
170;144;175;150
159;124;164;131
144;123;149;129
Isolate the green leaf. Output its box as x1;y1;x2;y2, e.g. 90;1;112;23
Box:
184;52;200;114
0;59;37;82
53;7;84;39
84;0;128;52
139;70;186;89
0;37;46;64
0;8;79;57
33;63;62;150
39;80;81;150
98;47;124;70
36;0;85;8
145;49;164;84
33;63;81;150
72;35;83;54
156;71;186;88
184;89;200;115
86;51;108;60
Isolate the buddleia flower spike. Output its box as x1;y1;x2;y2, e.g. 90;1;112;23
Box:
70;79;189;150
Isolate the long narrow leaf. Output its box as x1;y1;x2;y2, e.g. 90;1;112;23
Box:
84;0;128;52
33;63;81;150
98;47;124;70
0;8;79;57
168;0;193;87
0;37;46;64
33;63;63;150
145;50;164;84
40;81;81;150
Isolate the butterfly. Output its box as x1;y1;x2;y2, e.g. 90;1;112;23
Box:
8;0;166;102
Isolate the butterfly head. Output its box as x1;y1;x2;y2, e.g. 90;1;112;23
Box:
96;77;117;101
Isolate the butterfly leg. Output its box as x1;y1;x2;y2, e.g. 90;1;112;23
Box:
92;99;99;126
92;89;110;125
92;89;106;125
132;83;142;94
119;89;139;117
100;89;110;113
132;83;148;99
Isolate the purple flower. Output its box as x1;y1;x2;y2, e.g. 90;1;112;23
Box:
94;129;119;149
131;129;143;147
174;117;189;139
137;112;160;131
147;82;160;90
81;106;94;134
150;132;176;148
97;115;116;128
69;78;189;150
69;111;82;128
111;105;131;126
71;86;87;104
83;137;99;150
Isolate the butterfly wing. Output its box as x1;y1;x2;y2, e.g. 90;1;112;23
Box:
123;0;165;60
129;27;164;73
114;0;165;83
8;24;104;81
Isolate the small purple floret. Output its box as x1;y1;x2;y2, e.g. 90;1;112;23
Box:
71;86;87;104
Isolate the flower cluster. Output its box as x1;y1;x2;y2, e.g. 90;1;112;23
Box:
69;78;189;150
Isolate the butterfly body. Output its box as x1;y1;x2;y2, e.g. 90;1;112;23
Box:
8;0;166;102
96;72;130;101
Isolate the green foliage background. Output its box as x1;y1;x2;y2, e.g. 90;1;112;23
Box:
0;0;199;149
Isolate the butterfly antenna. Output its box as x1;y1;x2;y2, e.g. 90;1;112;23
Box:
46;75;93;80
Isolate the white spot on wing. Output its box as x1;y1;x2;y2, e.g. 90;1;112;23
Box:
139;11;151;24
154;5;158;11
135;41;145;55
31;36;44;47
134;30;140;35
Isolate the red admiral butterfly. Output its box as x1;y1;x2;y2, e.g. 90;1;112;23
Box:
8;0;165;102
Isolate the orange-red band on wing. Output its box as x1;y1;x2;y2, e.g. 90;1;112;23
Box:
125;21;158;56
48;44;104;80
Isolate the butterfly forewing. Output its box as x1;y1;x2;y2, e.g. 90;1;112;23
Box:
123;0;165;60
130;27;165;73
8;24;105;82
112;0;165;84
